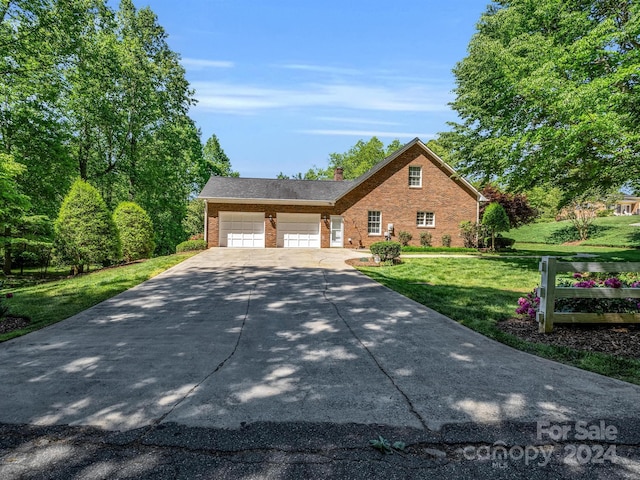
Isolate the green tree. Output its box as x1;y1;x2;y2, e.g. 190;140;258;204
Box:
0;153;30;274
444;0;640;204
526;185;563;221
183;199;205;239
482;202;510;251
1;0;76;220
195;134;238;188
328;137;403;180
53;179;120;274
113;201;154;262
11;214;54;275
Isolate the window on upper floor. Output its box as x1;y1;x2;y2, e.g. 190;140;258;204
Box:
368;211;381;235
416;211;435;227
409;166;422;187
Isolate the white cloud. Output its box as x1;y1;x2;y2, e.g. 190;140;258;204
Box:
277;63;361;76
299;129;436;139
191;81;452;114
316;116;402;126
181;58;234;70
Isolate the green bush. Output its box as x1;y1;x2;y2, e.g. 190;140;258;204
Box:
545;225;603;244
397;231;412;246
53;179;120;275
419;232;432;247
441;234;452;247
459;221;488;248
493;235;515;250
113;202;155;262
369;241;402;262
176;239;207;253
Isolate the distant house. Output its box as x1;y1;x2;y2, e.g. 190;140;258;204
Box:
614;195;640;216
198;138;486;248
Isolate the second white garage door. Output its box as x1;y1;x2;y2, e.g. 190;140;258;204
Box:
219;212;265;248
277;213;321;248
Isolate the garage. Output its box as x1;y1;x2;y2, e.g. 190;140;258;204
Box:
277;213;321;248
219;212;265;248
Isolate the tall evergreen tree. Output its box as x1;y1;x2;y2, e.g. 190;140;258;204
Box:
53;179;120;274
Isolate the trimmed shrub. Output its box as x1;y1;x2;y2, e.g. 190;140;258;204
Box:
441;234;452;247
369;241;402;262
493;235;515;250
53;179;120;275
176;239;207;253
419;232;432;247
397;231;412;246
113;202;155;262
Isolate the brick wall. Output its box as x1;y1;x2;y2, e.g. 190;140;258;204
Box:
336;144;478;248
204;144;479;248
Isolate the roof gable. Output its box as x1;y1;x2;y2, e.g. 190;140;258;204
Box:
198;138;485;204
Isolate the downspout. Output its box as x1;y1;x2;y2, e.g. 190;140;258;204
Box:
203;199;208;244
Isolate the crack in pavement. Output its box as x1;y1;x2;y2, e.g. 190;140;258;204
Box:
138;267;254;440
321;269;429;431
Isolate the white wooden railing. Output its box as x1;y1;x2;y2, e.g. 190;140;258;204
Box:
536;256;640;333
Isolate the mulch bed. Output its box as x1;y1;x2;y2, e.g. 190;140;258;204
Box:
0;316;31;335
345;257;404;267
497;317;640;360
346;257;382;267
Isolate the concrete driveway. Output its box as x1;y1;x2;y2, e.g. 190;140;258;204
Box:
1;247;639;434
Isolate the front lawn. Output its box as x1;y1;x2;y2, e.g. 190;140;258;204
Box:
0;252;198;342
357;249;640;385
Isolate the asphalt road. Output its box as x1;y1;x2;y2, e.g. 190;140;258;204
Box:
1;248;639;479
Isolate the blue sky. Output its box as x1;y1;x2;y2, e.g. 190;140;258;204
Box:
131;1;490;178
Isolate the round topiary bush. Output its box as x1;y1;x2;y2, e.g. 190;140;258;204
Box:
369;241;402;262
113;202;155;262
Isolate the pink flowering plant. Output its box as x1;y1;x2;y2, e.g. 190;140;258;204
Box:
516;290;540;320
516;272;640;320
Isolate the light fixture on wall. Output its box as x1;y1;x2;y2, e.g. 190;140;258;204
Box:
268;214;275;226
322;214;329;226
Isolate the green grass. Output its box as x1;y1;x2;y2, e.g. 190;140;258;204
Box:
508;243;640;260
401;246;479;254
510;215;640;247
358;253;640;385
0;252;198;342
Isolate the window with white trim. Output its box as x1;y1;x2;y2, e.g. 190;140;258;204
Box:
408;166;422;187
416;211;435;227
368;211;381;235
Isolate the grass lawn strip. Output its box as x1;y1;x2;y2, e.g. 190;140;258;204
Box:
0;252;198;342
357;250;640;385
509;216;640;247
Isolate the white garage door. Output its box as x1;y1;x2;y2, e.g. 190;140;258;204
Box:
219;212;265;248
277;213;321;248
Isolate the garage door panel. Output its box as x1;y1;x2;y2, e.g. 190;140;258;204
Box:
277;213;320;248
219;212;265;248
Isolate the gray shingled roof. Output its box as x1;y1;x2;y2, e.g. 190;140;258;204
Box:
198;138;485;204
198;176;355;203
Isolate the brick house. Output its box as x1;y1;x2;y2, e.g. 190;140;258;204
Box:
198;138;486;248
